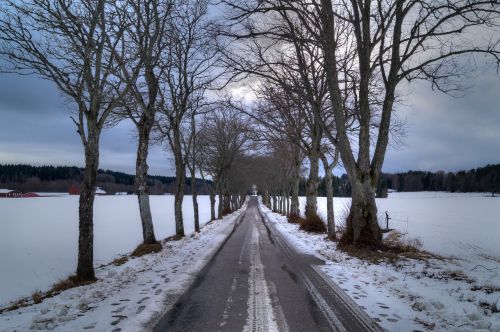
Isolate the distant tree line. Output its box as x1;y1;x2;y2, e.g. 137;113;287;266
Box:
295;163;500;197
0;164;211;195
380;164;500;195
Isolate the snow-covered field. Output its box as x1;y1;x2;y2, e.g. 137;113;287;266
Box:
274;192;500;331
0;207;245;332
300;192;500;259
0;195;217;307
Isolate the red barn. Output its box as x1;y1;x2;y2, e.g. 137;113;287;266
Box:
22;192;41;198
68;184;80;195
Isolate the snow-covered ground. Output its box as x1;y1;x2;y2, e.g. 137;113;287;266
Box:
300;192;500;258
264;192;500;331
0;207;244;332
0;195;218;307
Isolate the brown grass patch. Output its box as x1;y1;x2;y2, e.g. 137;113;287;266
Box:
32;291;43;304
131;242;162;257
112;256;129;266
384;231;423;253
0;275;96;313
339;231;438;264
479;300;499;314
222;207;232;216
299;213;327;233
288;212;303;224
471;284;500;294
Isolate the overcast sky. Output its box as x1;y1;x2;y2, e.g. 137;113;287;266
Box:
1;61;500;176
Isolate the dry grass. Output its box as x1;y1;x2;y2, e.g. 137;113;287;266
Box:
111;256;129;266
131;242;162;257
288;212;303;224
339;230;438;264
0;275;96;313
222;207;232;216
384;231;423;253
31;291;43;304
471;283;500;294
299;213;327;233
479;300;499;314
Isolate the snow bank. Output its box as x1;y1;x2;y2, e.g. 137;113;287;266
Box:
0;205;245;332
0;195;217;306
263;200;500;332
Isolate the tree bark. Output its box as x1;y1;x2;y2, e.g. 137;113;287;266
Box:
290;170;300;216
342;177;382;246
218;192;223;218
135;117;157;244
77;137;99;281
323;164;335;240
190;170;199;232
305;149;319;219
173;130;185;237
223;190;231;214
286;195;290;216
209;190;216;221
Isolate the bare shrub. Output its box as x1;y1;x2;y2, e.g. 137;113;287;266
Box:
288;212;303;224
222;207;232;216
131;242;162;257
112;256;129;266
299;213;326;233
32;291;43;304
479;300;499;314
384;231;423;253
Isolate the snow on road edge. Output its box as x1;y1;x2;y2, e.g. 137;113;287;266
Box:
0;204;247;332
259;204;500;332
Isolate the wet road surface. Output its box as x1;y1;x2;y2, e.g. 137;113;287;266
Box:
154;197;382;332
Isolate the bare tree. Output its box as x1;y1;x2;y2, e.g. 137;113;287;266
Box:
219;1;340;223
156;0;217;237
320;144;340;239
0;0;127;280
197;103;252;217
315;0;500;247
112;0;173;246
220;0;500;247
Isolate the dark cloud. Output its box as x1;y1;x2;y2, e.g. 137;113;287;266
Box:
0;73;64;114
1;63;499;176
384;68;500;172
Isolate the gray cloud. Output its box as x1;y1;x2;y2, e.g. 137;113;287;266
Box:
384;68;500;173
1;64;500;176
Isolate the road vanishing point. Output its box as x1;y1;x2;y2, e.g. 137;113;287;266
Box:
154;197;383;332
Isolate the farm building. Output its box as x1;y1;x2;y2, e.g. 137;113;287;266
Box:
22;192;41;198
0;189;22;198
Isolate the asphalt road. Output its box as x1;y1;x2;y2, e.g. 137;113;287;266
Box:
153;197;383;332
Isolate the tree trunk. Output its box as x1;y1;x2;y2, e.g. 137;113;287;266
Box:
286;195;290;216
191;169;199;232
263;189;270;207
305;151;319;219
342;178;382;247
209;190;216;221
319;0;382;247
218;192;223;218
324;167;335;240
290;176;300;216
173;131;185;237
223;190;231;214
272;195;277;212
135;119;157;244
76;139;99;281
